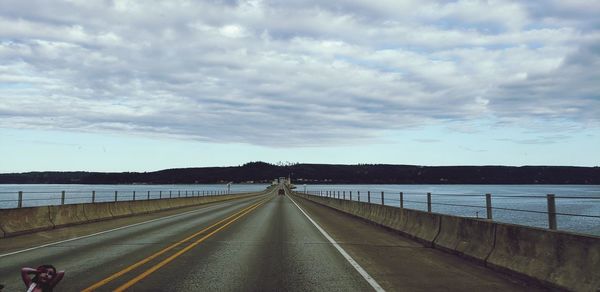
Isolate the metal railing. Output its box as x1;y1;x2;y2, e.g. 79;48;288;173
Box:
303;190;600;233
0;189;250;209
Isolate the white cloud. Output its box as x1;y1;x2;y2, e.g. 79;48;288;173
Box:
0;0;598;147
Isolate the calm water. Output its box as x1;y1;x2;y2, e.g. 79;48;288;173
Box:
0;184;269;208
1;184;599;236
301;184;600;236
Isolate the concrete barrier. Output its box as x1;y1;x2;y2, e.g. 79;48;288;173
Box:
108;201;133;218
0;192;263;238
401;209;441;244
83;202;114;222
487;223;600;291
434;215;496;262
129;200;161;215
0;206;53;237
49;204;88;228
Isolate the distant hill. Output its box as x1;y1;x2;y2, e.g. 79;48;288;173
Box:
0;162;599;184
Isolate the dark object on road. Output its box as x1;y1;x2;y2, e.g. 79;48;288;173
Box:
278;189;285;195
21;265;64;292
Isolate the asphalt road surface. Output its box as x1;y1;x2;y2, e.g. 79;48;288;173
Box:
0;188;544;291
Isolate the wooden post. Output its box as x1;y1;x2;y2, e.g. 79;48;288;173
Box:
147;191;150;200
114;191;118;202
350;191;352;201
61;191;66;205
547;194;557;230
358;191;360;202
92;191;96;203
133;191;136;201
486;193;492;220
18;191;23;208
368;191;371;203
381;191;384;205
427;192;432;212
399;192;403;209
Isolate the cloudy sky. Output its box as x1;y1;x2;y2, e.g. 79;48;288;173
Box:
1;0;599;172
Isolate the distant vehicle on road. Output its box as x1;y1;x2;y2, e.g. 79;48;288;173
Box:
278;189;285;195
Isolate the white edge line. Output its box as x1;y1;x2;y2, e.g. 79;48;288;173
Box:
0;199;244;258
286;194;386;292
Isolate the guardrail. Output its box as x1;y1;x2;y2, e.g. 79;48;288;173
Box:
304;190;600;233
0;189;251;209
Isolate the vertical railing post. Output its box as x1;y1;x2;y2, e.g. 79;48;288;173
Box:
427;192;432;212
147;191;150;200
486;193;493;220
547;194;557;230
358;191;360;202
133;191;136;201
343;191;346;200
114;191;118;202
18;191;23;208
159;191;162;199
368;191;371;203
399;192;403;209
381;191;384;205
178;191;181;198
92;191;96;203
61;191;66;205
350;191;352;201
169;191;172;198
337;191;340;199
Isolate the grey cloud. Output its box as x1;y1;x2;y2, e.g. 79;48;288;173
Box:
0;0;598;147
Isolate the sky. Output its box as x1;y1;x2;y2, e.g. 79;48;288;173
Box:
1;0;599;173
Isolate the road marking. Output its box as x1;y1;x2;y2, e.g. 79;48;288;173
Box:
82;196;269;291
287;194;386;292
0;196;264;259
113;197;271;291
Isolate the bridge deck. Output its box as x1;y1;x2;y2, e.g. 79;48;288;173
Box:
0;191;543;291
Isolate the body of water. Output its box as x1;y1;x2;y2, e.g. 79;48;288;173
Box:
302;184;600;236
0;184;269;209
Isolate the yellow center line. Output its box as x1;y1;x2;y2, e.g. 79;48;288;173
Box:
114;197;270;291
82;195;271;291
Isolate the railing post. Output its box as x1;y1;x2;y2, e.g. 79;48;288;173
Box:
547;194;557;230
358;191;360;202
343;191;346;200
368;191;371;203
159;191;162;199
350;191;352;201
133;191;136;201
427;192;432;212
381;191;384;205
147;191;150;200
169;191;172;198
92;191;96;203
178;191;181;198
18;191;23;208
114;191;118;202
61;191;66;205
399;192;403;208
486;193;492;220
337;191;340;199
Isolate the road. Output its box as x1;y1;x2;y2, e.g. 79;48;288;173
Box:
0;187;543;291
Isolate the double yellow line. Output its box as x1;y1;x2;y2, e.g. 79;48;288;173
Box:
83;196;271;291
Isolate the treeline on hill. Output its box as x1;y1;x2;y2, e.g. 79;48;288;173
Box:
0;162;599;184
